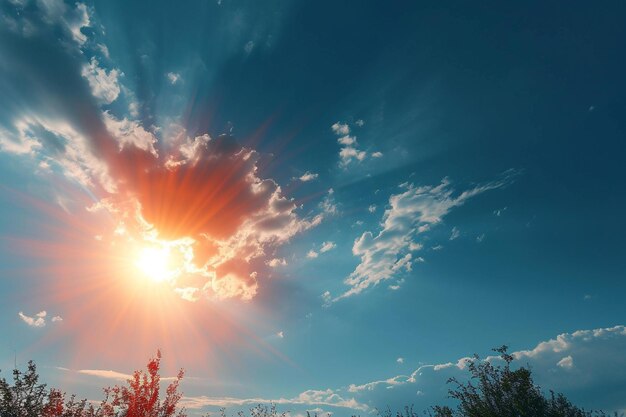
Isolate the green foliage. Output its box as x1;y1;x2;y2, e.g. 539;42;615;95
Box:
431;346;616;417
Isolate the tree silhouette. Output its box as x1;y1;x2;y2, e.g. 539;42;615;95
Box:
431;346;613;417
0;360;48;417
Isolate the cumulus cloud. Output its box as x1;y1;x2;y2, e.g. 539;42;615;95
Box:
331;174;516;301
331;121;381;167
81;58;121;104
18;311;47;327
297;171;318;182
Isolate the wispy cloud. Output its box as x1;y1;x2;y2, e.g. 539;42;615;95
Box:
331;172;517;301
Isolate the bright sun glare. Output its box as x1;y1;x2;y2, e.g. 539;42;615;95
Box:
135;246;171;283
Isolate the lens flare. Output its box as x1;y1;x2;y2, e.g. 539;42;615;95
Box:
135;246;171;283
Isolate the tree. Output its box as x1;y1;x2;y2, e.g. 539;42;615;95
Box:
100;350;185;417
1;351;186;417
431;346;612;417
0;360;48;417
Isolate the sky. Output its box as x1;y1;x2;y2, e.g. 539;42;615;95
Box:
0;0;625;415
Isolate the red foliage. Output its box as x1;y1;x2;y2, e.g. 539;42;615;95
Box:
101;350;186;417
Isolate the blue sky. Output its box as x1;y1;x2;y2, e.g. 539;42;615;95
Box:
1;0;625;415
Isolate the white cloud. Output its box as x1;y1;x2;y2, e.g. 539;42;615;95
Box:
103;112;158;157
368;205;377;213
355;119;365;127
180;388;367;412
320;189;338;215
331;122;350;136
266;258;287;267
307;250;319;259
397;357;404;364
51;315;63;322
449;226;460;240
277;331;284;338
331;122;381;167
78;369;133;380
334;174;516;301
167;72;181;85
557;355;574;370
81;58;121;104
320;241;336;253
298;172;318;182
476;233;485;243
18;311;47;327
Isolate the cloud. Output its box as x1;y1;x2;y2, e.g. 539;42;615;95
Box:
449;226;460;240
51;315;63;322
307;250;319;259
476;233;485;243
297;171;318;182
331;121;381;167
368;205;376;213
277;331;284;338
167;72;181;85
355;119;365;127
331;122;350;136
266;258;287;267
18;311;47;327
332;174;516;301
320;241;336;253
78;369;133;380
340;325;626;414
180;388;367;412
557;355;574;370
103;112;158;157
81;58;121;104
0;0;332;306
397;357;404;364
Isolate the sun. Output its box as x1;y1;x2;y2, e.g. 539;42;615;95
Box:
135;246;172;283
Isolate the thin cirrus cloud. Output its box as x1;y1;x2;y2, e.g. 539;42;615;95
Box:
0;0;328;303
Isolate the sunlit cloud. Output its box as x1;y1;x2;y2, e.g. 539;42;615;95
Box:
18;310;47;327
